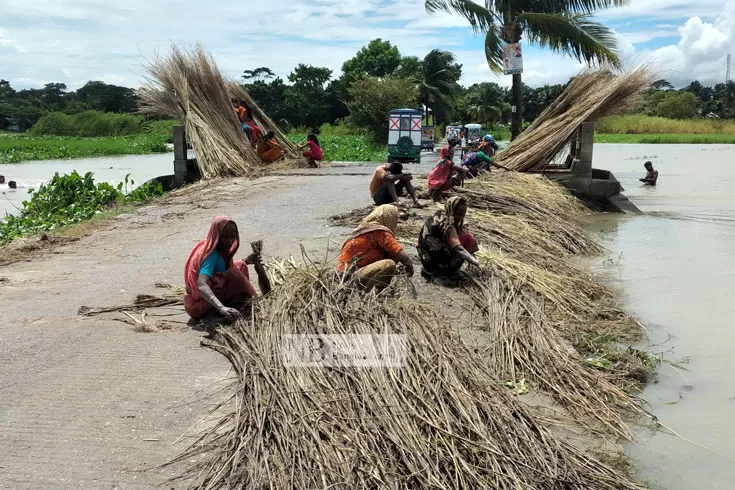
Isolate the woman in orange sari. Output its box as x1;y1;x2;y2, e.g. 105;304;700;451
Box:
184;216;270;320
337;205;414;292
257;131;284;164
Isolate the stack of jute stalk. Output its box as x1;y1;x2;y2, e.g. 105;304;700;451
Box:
171;263;640;489
495;67;655;172
138;44;302;179
454;172;649;436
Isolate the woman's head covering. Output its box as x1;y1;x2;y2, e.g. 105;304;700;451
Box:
184;216;240;298
439;196;467;236
440;145;453;159
354;204;399;235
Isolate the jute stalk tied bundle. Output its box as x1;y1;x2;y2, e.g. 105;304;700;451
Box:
139;43;303;179
495;67;655;172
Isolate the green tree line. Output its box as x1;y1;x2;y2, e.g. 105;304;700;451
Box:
3;37;735;143
0;80;138;131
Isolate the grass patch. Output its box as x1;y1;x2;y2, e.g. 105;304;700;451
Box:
595;133;735;144
0;133;171;163
289;133;385;162
598;115;735;135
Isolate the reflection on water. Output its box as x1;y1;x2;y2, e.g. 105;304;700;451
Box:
590;144;735;490
0;153;173;217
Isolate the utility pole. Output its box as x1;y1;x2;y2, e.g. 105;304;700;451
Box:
727;54;732;83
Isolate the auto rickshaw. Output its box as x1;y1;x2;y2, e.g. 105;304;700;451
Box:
465;124;482;145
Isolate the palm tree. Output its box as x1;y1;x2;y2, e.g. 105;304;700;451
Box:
465;82;507;124
425;0;627;140
415;50;462;123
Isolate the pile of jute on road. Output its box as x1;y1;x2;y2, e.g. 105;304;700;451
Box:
138;44;303;179
455;172;652;439
171;263;639;489
495;67;655;172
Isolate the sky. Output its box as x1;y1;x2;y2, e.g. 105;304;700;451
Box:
0;0;733;91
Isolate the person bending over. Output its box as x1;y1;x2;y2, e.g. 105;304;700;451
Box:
337;205;414;292
427;145;469;201
418;196;480;285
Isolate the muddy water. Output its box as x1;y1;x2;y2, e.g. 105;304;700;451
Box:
590;144;735;489
0;153;174;217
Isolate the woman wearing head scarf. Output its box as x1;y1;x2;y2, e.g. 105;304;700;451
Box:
337;205;414;292
418;196;480;282
427;145;469;202
184;216;270;320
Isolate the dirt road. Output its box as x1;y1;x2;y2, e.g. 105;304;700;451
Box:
0;166;389;488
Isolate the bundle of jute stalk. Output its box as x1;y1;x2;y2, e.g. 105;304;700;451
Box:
458;172;603;256
171;263;640;490
495;67;655;172
467;270;647;439
139;44;302;179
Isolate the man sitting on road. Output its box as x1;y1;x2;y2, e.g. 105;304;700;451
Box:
369;162;424;208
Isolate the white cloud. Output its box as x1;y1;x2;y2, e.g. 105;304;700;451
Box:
640;3;735;86
0;0;731;92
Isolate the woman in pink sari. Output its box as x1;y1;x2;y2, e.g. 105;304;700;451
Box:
427;145;469;202
184;216;269;320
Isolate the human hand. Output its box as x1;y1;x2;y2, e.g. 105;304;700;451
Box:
219;306;242;319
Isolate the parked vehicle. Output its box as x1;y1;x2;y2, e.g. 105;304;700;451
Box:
387;108;423;163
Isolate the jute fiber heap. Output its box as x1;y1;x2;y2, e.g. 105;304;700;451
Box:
456;172;649;438
495;67;655;172
139;44;302;179
172;263;639;489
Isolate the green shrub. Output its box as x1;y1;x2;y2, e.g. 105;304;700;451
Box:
0;171;164;244
30;111;147;137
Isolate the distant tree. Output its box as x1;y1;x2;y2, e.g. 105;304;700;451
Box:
394;56;423;80
286;64;333;128
465;82;508;124
341;39;402;83
0;79;15;99
651;79;674;90
76;81;137;113
346;76;418;143
242;67;276;83
243;77;289;127
653;91;699;119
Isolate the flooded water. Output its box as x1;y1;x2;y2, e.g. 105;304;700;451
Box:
0;153;174;217
590;144;735;489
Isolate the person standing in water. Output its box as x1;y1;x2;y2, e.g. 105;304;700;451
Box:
640;161;659;186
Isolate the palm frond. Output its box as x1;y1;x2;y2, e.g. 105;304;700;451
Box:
512;0;629;13
519;12;620;67
425;0;498;33
485;27;505;74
